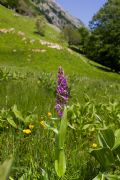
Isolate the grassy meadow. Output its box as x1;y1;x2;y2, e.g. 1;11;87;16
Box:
0;4;120;180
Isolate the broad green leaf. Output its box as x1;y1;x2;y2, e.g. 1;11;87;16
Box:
90;148;114;169
40;120;58;134
47;126;58;134
45;122;58;134
7;117;17;128
9;177;14;180
55;150;66;177
92;174;120;180
55;107;67;177
68;123;76;130
58;107;68;148
93;173;105;180
12;105;24;122
24;114;37;125
0;157;13;180
98;129;115;149
105;174;120;180
112;129;120;151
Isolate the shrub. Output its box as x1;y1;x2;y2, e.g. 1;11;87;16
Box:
61;25;81;46
35;16;46;36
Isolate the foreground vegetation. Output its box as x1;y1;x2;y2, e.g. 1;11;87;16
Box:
0;3;120;180
0;68;120;179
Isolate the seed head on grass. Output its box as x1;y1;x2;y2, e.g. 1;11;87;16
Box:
55;66;69;117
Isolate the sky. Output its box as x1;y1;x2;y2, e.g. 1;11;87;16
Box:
56;0;107;26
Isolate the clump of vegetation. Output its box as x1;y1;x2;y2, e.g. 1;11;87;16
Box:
61;25;81;46
78;26;90;53
60;25;90;54
35;16;46;36
0;66;120;179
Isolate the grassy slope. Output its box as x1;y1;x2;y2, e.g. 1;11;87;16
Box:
0;5;120;80
0;4;120;111
0;5;60;40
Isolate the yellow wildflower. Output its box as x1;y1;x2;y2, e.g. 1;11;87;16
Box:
40;121;46;128
48;112;52;117
29;124;34;129
23;129;31;134
92;143;97;148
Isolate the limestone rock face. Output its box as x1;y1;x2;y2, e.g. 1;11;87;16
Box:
32;0;84;28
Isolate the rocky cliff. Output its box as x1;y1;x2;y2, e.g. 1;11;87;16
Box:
32;0;84;28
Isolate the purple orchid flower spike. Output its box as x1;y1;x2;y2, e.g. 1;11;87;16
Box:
55;66;69;117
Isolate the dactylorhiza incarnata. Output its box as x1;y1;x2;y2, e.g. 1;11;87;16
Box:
55;66;69;117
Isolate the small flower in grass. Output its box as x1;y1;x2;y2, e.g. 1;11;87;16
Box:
92;143;97;148
29;124;34;129
40;121;47;128
55;66;69;117
23;129;31;134
48;112;52;117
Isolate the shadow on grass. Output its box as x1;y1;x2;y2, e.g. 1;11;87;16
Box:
69;46;81;53
34;31;45;37
88;61;115;73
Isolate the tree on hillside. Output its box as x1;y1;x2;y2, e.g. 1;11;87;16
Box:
86;0;120;72
78;26;90;53
18;0;33;16
61;26;81;46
